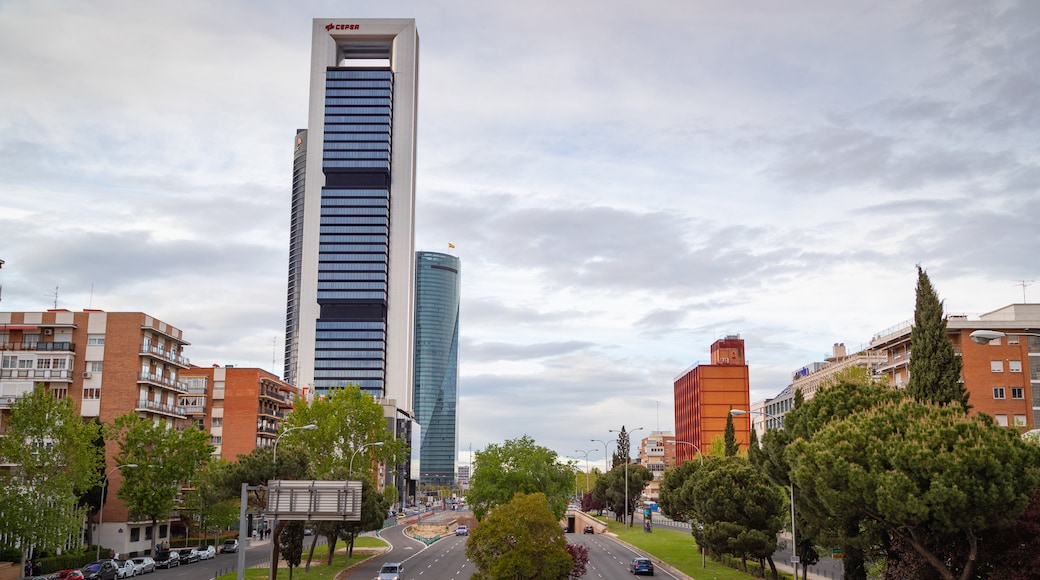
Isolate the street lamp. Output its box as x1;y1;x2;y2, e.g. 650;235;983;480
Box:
666;440;703;465
350;441;386;474
608;427;644;527
970;329;1040;344
590;439;612;479
731;408;799;576
97;464;138;560
574;449;597;498
272;423;317;467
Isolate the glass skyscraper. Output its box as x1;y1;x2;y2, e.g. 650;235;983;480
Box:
413;251;460;486
284;19;418;409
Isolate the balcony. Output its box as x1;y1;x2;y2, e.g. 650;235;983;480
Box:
180;404;206;415
0;341;75;352
258;407;285;420
257;425;278;436
259;388;288;405
137;372;188;394
139;343;191;368
135;399;187;419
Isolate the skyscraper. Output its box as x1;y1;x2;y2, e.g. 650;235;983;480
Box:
284;19;419;409
413;251;460;486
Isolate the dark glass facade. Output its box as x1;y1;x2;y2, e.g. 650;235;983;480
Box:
283;129;307;386
312;67;394;396
413;252;460;486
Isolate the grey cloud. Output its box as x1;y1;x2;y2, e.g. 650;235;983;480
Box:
463;340;595;363
461;298;586;327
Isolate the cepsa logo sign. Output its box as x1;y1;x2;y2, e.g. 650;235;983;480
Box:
326;23;360;31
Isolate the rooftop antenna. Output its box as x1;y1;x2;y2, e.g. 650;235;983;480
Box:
1014;280;1034;303
272;336;277;372
47;286;59;309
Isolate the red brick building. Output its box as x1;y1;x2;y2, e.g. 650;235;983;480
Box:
673;336;751;464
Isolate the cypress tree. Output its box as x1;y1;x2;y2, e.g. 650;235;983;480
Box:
724;410;739;456
906;266;969;409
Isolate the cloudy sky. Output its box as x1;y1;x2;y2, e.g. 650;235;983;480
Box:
1;0;1037;465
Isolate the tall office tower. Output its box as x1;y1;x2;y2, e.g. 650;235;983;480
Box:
413;251;460;486
673;336;751;464
284;19;419;408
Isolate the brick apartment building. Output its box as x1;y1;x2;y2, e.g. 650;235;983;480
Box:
871;303;1040;429
673;336;751;464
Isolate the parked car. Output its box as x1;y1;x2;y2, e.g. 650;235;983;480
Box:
583;525;595;534
220;539;239;553
129;557;155;574
378;562;403;580
175;548;199;564
455;524;468;536
115;561;135;578
629;557;655;576
196;545;216;560
153;551;179;569
80;560;119;580
47;571;86;579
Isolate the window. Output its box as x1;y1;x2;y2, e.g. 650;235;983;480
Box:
130;528;140;542
145;526;153;540
1;356;14;368
159;524;168;539
1009;360;1022;373
52;358;66;369
1012;388;1024;399
89;361;104;372
995;414;1009;426
991;360;1004;372
1014;415;1027;427
87;335;105;345
36;359;51;369
83;388;101;400
993;387;1006;399
1008;335;1020;345
210;436;222;445
210;417;223;427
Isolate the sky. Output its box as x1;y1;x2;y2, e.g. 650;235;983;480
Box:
1;0;1038;467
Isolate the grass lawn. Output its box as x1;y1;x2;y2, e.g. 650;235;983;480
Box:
603;517;766;580
213;536;388;580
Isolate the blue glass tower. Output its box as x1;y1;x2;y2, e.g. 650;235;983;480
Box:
413;251;460;486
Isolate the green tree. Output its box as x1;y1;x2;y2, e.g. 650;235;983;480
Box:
724;411;739;456
658;456;702;523
0;384;103;568
465;492;574;580
787;399;1040;580
592;463;653;526
108;412;213;555
612;427;631;470
76;418;107;551
690;457;785;575
906;266;968;409
279;520;305;580
468;436;574;521
183;460;240;546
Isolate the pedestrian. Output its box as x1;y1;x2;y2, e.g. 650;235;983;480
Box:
32;560;42;575
25;561;32;577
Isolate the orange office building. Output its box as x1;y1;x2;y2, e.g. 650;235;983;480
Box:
673;336;751;464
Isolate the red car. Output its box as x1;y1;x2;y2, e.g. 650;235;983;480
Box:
47;571;86;579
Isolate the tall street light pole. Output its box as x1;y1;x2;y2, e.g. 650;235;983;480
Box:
269;423;316;580
731;408;797;577
350;441;386;474
666;440;703;465
97;463;137;561
590;439;611;479
574;449;597;498
608;427;644;527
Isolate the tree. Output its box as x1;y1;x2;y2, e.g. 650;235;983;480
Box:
565;543;589;579
592;463;653;526
906;266;968;409
724;411;739;456
465;492;575;580
658;456;702;523
77;418;107;551
279;521;305;580
0;384;103;569
182;460;240;546
787;399;1040;580
612;427;631;470
108;412;214;555
468;436;574;521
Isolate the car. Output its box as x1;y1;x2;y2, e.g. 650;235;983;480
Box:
220;539;239;554
455;524;468;536
129;557;155;574
80;560;119;580
153;551;179;569
303;527;313;536
47;571;86;579
629;557;654;576
114;560;136;578
196;545;216;560
377;562;403;580
175;548;200;564
583;525;595;534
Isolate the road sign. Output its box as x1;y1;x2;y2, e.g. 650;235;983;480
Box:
265;480;363;521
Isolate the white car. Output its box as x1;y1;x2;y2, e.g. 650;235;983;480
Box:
196;545;216;560
115;559;137;578
130;557;155;574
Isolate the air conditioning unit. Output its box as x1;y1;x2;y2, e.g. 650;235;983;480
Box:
82;371;92;379
43;328;54;336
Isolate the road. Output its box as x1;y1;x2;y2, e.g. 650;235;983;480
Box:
139;534;325;579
